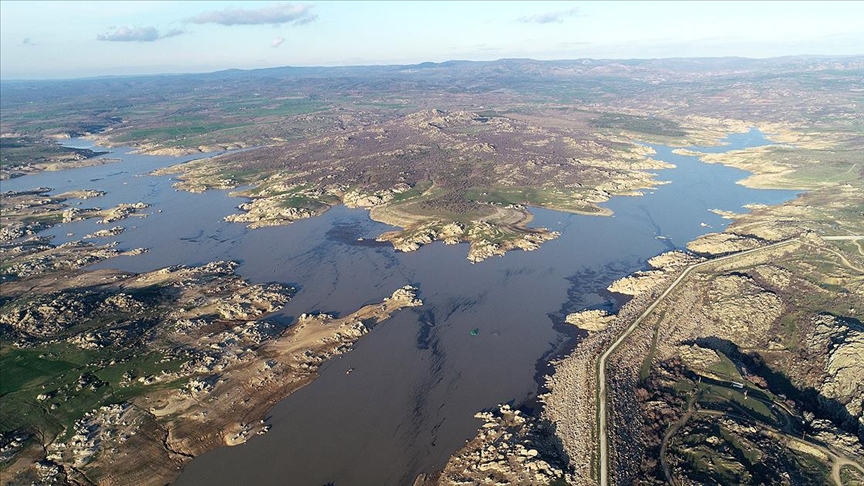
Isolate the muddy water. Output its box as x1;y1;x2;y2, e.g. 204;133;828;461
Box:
4;130;798;485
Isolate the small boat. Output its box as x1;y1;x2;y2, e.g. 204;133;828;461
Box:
470;328;479;336
346;367;355;375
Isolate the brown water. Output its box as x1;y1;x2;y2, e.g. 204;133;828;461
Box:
4;130;799;485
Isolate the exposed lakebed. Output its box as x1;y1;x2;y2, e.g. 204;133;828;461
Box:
4;130;798;485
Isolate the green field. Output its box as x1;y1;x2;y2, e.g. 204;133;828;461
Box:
0;342;182;442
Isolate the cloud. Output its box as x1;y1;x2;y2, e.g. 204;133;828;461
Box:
271;36;285;48
186;3;316;26
519;7;583;24
97;26;185;42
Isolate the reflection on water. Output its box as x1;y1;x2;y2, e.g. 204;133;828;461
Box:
4;130;798;485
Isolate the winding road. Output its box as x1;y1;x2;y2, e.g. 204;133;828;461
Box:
596;234;864;485
657;377;864;486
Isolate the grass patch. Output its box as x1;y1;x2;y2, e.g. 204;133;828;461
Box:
0;341;180;441
389;181;432;203
0;344;93;396
839;465;864;486
705;352;744;382
279;194;312;208
117;123;244;144
218;169;267;185
465;186;599;214
696;382;780;426
0;137;104;170
785;448;832;485
779;314;800;350
20;213;64;224
591;113;687;138
244;100;328;118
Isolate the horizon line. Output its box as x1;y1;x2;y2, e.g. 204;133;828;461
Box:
2;53;862;83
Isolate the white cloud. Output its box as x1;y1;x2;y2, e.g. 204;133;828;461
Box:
518;7;583;24
97;26;185;42
187;3;316;27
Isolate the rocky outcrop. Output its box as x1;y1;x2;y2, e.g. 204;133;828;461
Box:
702;274;783;346
1;292;101;337
1;242;123;280
678;344;722;370
608;250;701;296
55;190;106;200
376;219;560;263
687;232;762;255
0;265;420;486
84;226;124;239
0;221;52;241
99;202;149;224
565;309;615;332
601;233;864;483
47;403;138;468
709;208;742;220
0;188;102;241
224;197;318;228
158;284;421;460
607;269;665;296
342;189;395;208
466;224;560;263
422;405;565;486
812;315;864;435
0;260;303;484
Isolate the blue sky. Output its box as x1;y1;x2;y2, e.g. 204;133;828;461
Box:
1;1;862;79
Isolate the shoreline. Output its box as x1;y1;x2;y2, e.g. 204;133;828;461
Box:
3;124;848;484
424;124;854;483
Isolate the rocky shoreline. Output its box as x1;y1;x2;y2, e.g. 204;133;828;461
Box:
1;249;422;485
0;135;114;180
416;405;567;485
420;176;863;484
0;188;152;282
149;108;676;263
421;228;863;484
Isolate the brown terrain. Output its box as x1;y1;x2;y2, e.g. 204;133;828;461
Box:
0;168;426;486
0;136;111;180
154;109;665;262
2;56;863;484
0;253;420;485
430;185;863;485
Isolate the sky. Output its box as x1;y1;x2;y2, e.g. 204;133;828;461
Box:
1;1;862;79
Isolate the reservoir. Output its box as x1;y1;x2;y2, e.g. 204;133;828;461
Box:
3;130;798;485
